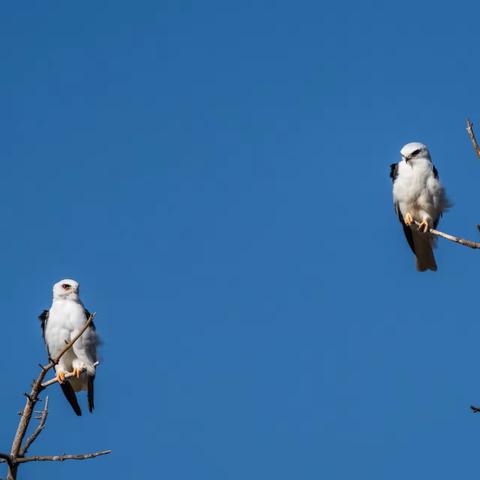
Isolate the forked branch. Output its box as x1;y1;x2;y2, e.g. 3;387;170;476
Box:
19;396;49;456
1;312;110;480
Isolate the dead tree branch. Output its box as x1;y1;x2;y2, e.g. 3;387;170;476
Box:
10;314;95;460
2;313;110;480
15;450;112;463
413;221;480;249
466;118;480;160
465;118;480;413
19;397;49;456
429;226;480;249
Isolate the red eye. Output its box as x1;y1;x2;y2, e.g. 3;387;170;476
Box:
62;284;70;290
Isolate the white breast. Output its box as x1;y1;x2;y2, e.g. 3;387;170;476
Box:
45;299;87;359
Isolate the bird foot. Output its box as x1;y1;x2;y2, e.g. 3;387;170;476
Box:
418;219;430;233
56;371;66;384
404;212;414;226
72;367;83;378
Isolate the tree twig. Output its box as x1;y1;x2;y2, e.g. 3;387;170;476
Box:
466;118;480;160
413;221;480;249
19;397;49;456
15;450;111;463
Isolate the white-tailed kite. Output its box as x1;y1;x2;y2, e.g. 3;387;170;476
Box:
390;142;450;271
39;279;98;415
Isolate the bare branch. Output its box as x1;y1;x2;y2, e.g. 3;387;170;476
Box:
429;227;480;249
16;450;111;463
20;397;49;456
466;118;480;160
413;221;480;249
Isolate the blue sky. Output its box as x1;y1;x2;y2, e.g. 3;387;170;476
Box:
1;1;480;479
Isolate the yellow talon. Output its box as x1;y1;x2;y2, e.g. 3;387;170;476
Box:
418;219;430;233
56;371;66;384
404;212;414;226
72;367;83;378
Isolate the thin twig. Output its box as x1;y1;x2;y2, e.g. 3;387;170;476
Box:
20;397;49;456
15;450;111;463
466;118;480;160
413;221;480;249
429;226;480;249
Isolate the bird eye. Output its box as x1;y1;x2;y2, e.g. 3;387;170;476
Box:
62;284;70;290
411;149;421;157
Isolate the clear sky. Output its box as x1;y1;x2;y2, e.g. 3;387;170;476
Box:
1;1;480;479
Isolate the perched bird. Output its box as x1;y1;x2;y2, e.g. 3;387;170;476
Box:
39;279;98;415
390;142;450;271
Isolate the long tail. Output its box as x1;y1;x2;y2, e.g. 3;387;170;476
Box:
413;231;437;272
60;382;82;416
87;375;95;413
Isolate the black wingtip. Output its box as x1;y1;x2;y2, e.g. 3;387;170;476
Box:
87;376;95;413
60;382;82;416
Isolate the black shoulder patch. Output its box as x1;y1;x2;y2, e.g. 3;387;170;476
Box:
390;163;398;182
38;309;50;357
38;310;49;339
432;165;439;179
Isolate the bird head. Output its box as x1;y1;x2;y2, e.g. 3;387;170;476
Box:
400;142;431;164
53;279;80;300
